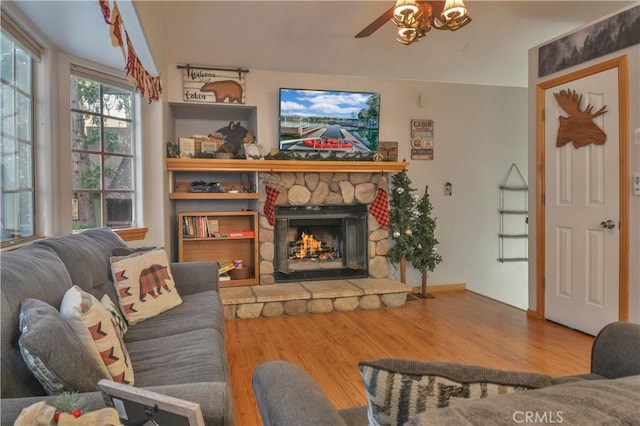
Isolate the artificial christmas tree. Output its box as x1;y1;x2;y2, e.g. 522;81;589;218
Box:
387;170;417;283
411;186;443;297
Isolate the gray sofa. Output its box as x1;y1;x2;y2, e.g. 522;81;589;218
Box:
1;228;234;425
253;322;640;426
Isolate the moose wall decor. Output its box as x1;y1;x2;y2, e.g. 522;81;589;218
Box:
554;89;608;149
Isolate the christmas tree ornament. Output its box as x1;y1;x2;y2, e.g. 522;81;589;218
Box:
393;231;400;238
405;229;412;236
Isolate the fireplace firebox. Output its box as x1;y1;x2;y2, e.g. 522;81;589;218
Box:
274;204;368;282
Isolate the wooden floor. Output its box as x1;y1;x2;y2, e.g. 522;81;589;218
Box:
224;290;594;426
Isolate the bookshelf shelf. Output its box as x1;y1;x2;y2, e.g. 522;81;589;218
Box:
178;211;259;287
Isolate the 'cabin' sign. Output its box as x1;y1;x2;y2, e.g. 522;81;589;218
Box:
182;67;246;104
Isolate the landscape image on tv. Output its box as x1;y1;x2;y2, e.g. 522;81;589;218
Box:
279;88;380;152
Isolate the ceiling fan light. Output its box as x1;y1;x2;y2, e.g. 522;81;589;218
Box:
397;27;418;45
394;0;419;23
441;0;468;22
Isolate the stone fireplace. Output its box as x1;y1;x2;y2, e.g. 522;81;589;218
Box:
258;172;390;285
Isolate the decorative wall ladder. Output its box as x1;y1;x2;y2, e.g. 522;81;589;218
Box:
498;163;528;262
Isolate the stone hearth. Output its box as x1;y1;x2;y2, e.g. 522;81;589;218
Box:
221;277;411;320
257;172;390;284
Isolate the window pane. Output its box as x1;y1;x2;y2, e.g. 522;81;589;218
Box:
72;192;101;230
71;77;100;113
1;84;15;137
2;191;19;238
72;152;102;190
1;190;33;239
103;85;132;119
104;155;132;190
15;48;31;94
106;192;132;228
18;191;33;237
16;91;31;140
104;118;132;155
71;112;101;151
0;35;14;82
17;141;32;187
1;137;16;188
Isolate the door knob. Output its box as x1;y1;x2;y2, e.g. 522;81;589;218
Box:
600;220;615;229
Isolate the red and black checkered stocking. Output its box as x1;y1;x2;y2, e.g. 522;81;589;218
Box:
264;185;280;226
369;187;389;228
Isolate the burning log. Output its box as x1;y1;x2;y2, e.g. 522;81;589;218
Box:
290;232;337;260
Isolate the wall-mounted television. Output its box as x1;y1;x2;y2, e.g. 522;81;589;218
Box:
279;88;380;152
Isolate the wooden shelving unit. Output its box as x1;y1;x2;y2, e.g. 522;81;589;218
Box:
178;211;259;287
166;158;408;173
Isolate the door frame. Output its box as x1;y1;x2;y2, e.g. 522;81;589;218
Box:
535;55;630;322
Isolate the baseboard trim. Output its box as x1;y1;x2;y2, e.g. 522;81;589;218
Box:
527;309;543;319
411;283;467;294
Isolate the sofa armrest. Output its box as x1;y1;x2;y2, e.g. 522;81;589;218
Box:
253;361;347;426
591;321;640;379
170;261;219;295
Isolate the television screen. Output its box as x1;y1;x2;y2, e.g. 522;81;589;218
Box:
279;88;380;152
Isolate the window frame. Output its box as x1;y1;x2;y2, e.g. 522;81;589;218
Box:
70;68;139;232
0;14;40;248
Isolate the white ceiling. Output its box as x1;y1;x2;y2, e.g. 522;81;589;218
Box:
10;1;637;88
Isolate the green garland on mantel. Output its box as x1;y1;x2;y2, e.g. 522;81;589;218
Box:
264;151;380;161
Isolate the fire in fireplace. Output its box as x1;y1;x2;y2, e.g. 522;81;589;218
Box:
274;204;368;282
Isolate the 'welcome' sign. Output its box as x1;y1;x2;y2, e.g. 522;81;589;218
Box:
182;67;246;104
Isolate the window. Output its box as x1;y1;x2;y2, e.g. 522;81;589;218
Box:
70;71;136;231
0;17;38;245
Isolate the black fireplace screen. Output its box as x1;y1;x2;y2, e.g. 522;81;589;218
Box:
274;204;368;282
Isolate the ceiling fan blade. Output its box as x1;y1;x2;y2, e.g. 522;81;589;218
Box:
354;6;395;38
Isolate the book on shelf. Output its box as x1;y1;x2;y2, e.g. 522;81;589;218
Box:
183;215;222;238
219;274;231;281
218;260;235;275
207;218;219;233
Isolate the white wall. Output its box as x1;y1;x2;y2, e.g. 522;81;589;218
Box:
527;7;640;322
163;67;530;309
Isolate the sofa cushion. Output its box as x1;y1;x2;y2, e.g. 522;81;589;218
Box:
35;228;127;301
60;286;134;385
123;290;224;343
359;359;553;426
1;244;74;398
17;299;108;395
110;248;182;325
126;329;228;387
406;375;640;426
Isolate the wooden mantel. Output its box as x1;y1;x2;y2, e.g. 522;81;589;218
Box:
166;158;409;173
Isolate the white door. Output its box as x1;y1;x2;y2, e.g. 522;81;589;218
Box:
544;67;619;336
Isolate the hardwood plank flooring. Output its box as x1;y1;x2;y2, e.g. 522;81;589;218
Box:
224;290;594;426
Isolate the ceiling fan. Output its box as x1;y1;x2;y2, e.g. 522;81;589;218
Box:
355;0;472;45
